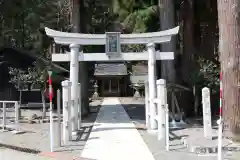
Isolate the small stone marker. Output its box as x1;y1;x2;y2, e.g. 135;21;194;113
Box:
181;137;188;148
202;87;212;139
27;114;38;124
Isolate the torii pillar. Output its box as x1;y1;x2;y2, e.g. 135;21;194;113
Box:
69;44;80;133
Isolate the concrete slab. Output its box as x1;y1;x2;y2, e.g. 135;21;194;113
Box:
81;98;154;160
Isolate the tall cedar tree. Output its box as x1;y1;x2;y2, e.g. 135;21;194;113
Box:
217;0;240;141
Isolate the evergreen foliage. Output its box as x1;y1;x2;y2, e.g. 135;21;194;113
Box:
0;0;223;116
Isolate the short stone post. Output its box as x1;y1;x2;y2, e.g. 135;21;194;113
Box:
165;104;169;151
57;89;61;147
61;80;72;145
77;83;81;130
13;101;21;133
15;101;20;123
2;102;6;130
156;79;166;140
202;87;212;139
147;43;157;130
145;82;150;129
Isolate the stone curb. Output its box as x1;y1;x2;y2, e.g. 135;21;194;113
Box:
0;142;41;154
0;142;86;160
9;118;63;124
39;152;82;160
190;146;240;154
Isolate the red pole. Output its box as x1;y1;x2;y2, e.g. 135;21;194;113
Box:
218;71;223;160
48;75;53;102
219;72;223;118
48;71;54;152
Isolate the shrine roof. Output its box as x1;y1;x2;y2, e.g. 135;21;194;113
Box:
131;63;148;75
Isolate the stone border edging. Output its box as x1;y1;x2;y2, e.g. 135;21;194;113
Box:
0;142;41;154
0;142;84;159
39;152;82;160
191;146;240;154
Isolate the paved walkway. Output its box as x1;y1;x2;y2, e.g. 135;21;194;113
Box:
81;98;155;160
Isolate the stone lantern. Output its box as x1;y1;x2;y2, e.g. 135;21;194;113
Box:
92;81;99;100
131;82;142;99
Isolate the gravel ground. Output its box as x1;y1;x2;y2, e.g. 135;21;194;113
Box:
0;100;102;159
0;98;240;160
119;97;240;160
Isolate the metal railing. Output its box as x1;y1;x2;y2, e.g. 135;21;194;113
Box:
0;101;21;133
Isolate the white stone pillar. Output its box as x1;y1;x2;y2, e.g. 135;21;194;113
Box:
156;79;166;140
165;104;169;151
77;83;81;130
145;82;150;129
56;89;61;147
2;102;6;130
61;80;72;145
69;44;79;133
202;87;212;139
14;101;20;133
147;43;157;130
14;101;20;124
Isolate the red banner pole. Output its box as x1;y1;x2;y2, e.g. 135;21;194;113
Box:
218;71;223;160
48;71;54;152
48;74;53;102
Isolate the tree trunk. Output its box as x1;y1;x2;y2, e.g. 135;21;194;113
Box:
182;0;195;84
19;90;22;105
176;0;195;117
217;0;240;141
71;0;89;116
158;0;177;117
158;0;176;83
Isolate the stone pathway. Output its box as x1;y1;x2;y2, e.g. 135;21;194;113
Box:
81;98;155;160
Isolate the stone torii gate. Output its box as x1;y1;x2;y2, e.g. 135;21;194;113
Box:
45;26;179;135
